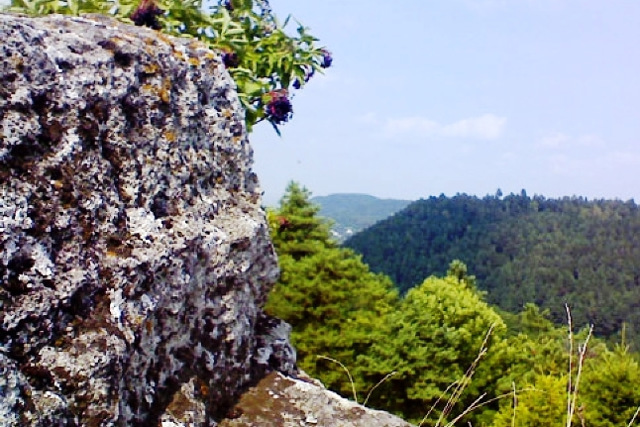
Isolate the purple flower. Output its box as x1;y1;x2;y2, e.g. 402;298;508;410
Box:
223;0;233;12
265;91;293;124
292;79;301;89
222;51;239;68
304;66;315;82
320;49;333;68
131;0;164;30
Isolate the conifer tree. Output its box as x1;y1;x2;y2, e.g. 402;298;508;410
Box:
265;181;400;398
356;262;507;424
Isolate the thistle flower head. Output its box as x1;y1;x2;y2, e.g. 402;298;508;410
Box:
320;49;333;68
222;50;239;68
131;0;164;30
265;90;293;124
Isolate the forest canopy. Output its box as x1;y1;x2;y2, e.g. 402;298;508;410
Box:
343;192;640;344
266;183;640;426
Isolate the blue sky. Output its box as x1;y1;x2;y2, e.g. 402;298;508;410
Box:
252;0;640;205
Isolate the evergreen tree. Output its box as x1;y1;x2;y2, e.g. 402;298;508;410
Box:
580;344;640;426
265;181;400;399
344;194;640;344
492;375;570;427
267;182;336;260
356;262;507;425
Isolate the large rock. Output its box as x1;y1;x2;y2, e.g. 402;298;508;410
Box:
218;372;413;427
0;13;295;425
0;13;414;427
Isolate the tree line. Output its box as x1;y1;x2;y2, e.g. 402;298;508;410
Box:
265;183;640;426
343;191;640;345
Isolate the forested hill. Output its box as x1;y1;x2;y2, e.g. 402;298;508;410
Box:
311;193;411;241
343;192;640;340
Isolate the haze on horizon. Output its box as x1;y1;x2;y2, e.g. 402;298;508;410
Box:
251;0;640;206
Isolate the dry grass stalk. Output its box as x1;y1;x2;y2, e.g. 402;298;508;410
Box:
565;304;594;427
317;355;358;403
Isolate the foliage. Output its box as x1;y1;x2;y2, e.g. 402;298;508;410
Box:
267;182;335;259
493;304;568;391
344;193;640;344
267;186;640;426
6;0;331;133
579;344;640;426
356;263;507;425
265;182;400;398
493;374;570;427
492;343;640;426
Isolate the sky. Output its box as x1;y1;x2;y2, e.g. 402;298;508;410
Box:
251;0;640;205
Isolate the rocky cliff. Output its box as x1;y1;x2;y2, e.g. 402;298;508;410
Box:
0;13;411;426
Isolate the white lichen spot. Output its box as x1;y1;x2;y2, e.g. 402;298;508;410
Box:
32;243;55;278
109;288;124;322
126;207;162;241
54;212;71;229
52;128;80;163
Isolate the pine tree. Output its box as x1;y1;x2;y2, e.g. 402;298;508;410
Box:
356;263;507;424
265;181;400;399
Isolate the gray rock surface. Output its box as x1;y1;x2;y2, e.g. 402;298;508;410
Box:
0;13;294;425
218;371;414;427
1;13;413;427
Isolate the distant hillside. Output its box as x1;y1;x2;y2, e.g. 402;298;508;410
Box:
311;194;412;241
343;192;640;341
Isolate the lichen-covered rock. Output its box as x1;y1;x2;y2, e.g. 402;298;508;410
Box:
0;13;295;425
218;372;414;427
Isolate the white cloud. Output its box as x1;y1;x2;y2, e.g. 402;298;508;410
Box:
538;132;603;149
383;113;507;140
441;114;507;139
539;132;571;148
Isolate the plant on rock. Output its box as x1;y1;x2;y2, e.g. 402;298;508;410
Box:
6;0;330;133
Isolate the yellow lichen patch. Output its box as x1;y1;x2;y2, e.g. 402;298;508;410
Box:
106;236;132;258
164;130;176;142
131;314;144;328
142;63;159;74
155;32;175;47
10;55;24;70
159;89;170;104
141;83;154;93
173;50;186;62
104;36;125;50
188;40;204;50
106;248;118;257
159;77;172;104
